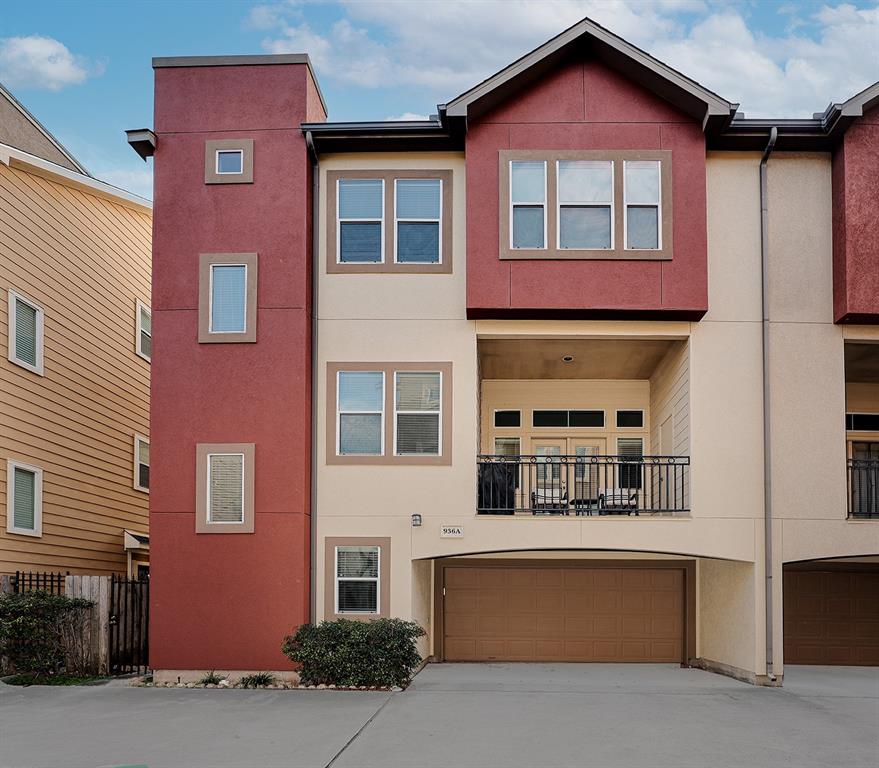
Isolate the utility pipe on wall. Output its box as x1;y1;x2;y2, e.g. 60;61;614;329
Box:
306;130;319;625
760;126;778;682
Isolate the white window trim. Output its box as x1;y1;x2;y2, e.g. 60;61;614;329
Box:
206;452;246;524
208;263;248;335
492;409;522;429
7;289;44;376
215;149;244;175
393;370;443;457
555;160;615;251
133;434;149;493
135;299;151;362
336;371;385;456
336;178;385;264
6;459;43;537
393;178;443;264
334;545;380;615
615;409;646;429
509;160;547;250
531;409;607;429
623;160;662;251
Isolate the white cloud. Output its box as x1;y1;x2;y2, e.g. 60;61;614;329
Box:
97;167;153;201
253;0;879;118
0;35;99;92
385;112;430;121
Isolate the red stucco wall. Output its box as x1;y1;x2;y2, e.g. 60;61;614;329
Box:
466;60;708;319
833;106;879;323
150;62;322;671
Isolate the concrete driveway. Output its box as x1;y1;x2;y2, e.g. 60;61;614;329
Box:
1;664;877;768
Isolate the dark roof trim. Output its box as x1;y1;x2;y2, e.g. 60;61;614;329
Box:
126;128;156;161
301;119;462;154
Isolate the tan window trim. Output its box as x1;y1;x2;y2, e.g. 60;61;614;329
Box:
327;362;452;466
198;253;258;343
326;170;453;274
499;150;672;261
324;537;390;620
195;443;255;533
204;139;253;184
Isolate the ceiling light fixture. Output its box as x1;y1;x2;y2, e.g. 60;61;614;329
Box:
562;355;575;363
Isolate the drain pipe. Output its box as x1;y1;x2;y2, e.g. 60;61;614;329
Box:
306;130;319;625
760;126;778;682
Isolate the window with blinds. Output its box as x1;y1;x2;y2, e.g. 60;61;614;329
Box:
617;437;644;490
338;371;384;455
395;372;441;455
6;461;41;536
511;161;546;249
624;161;661;250
395;179;441;263
8;291;43;374
134;436;150;492
137;302;152;361
336;546;380;613
210;264;247;333
338;179;383;263
207;454;245;523
558;160;613;249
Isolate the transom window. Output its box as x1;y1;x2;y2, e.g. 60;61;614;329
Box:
6;460;42;537
7;289;44;375
510;161;546;249
210;264;247;333
216;149;244;175
533;410;605;428
395;179;441;263
338;179;384;263
394;372;441;455
335;546;380;614
337;371;384;455
207;453;245;524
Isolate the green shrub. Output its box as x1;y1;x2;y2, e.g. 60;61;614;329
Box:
239;671;276;688
282;618;425;688
0;591;93;678
197;670;225;685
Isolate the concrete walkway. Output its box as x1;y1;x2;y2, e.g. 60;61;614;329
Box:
1;664;877;768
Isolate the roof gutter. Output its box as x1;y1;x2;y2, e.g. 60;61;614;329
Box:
760;126;778;683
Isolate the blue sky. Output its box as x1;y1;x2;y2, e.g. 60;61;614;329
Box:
2;1;877;199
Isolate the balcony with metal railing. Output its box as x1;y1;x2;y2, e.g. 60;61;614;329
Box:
848;458;879;519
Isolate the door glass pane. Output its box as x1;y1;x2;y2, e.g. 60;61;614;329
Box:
625;161;660;203
511;161;545;203
558;160;612;202
627;206;659;249
210;265;247;332
512;206;544;248
560;206;611;249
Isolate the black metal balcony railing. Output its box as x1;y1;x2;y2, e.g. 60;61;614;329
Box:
848;459;879;519
477;454;690;516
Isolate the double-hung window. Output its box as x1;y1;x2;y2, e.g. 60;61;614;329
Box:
210;264;247;333
624;160;661;250
338;179;384;263
394;372;441;455
134;435;150;492
395;179;441;263
335;545;380;614
199;253;257;343
337;371;384;455
207;453;245;524
7;289;44;375
558;160;613;249
6;460;42;537
510;161;546;249
136;300;151;361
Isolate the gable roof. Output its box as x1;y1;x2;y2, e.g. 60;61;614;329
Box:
0;82;88;175
442;16;736;131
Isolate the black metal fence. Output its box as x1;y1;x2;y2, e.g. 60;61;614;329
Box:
10;570;69;594
477;454;690;515
109;574;149;675
848;459;879;519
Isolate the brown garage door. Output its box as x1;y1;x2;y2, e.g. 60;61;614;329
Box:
784;568;879;665
442;565;685;662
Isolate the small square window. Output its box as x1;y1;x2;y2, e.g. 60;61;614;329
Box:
6;460;43;537
7;289;44;376
216;150;244;175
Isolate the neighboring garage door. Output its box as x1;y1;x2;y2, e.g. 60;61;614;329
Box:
784;568;879;665
441;564;685;662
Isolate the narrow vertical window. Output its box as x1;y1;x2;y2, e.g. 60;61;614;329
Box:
207;453;245;524
335;546;380;614
624;161;661;249
210;264;247;333
6;460;42;537
337;371;384;455
338;179;383;263
7;290;44;375
395;179;441;263
394;372;441;455
618;437;644;490
510;161;546;248
134;435;150;492
557;160;613;249
136;300;151;361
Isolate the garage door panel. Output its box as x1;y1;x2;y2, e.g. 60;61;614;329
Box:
621;591;649;613
593;591;620;611
594;570;622;588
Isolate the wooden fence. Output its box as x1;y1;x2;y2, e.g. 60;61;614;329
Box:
65;575;111;675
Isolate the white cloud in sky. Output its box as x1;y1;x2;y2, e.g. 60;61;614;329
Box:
97;167;153;201
0;35;99;92
251;0;879;118
385;112;431;121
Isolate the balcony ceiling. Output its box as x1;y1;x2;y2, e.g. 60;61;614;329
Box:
845;342;879;383
478;338;677;379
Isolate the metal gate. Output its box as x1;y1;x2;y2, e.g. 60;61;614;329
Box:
109;574;149;674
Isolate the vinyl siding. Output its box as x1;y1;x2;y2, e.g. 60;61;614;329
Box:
0;162;151;574
649;340;690;508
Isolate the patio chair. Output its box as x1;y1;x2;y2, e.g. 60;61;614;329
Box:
530;487;569;515
598;489;640;516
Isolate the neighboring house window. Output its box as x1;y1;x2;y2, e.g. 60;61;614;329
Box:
335;546;380;614
327;363;452;465
195;443;255;533
510;161;546;249
134;435;150;492
395;179;441;264
204;139;253;184
394;372;441;455
198;253;257;343
6;460;42;537
7;289;44;375
499;150;671;260
337;371;384;455
136;300;151;361
327;170;453;273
